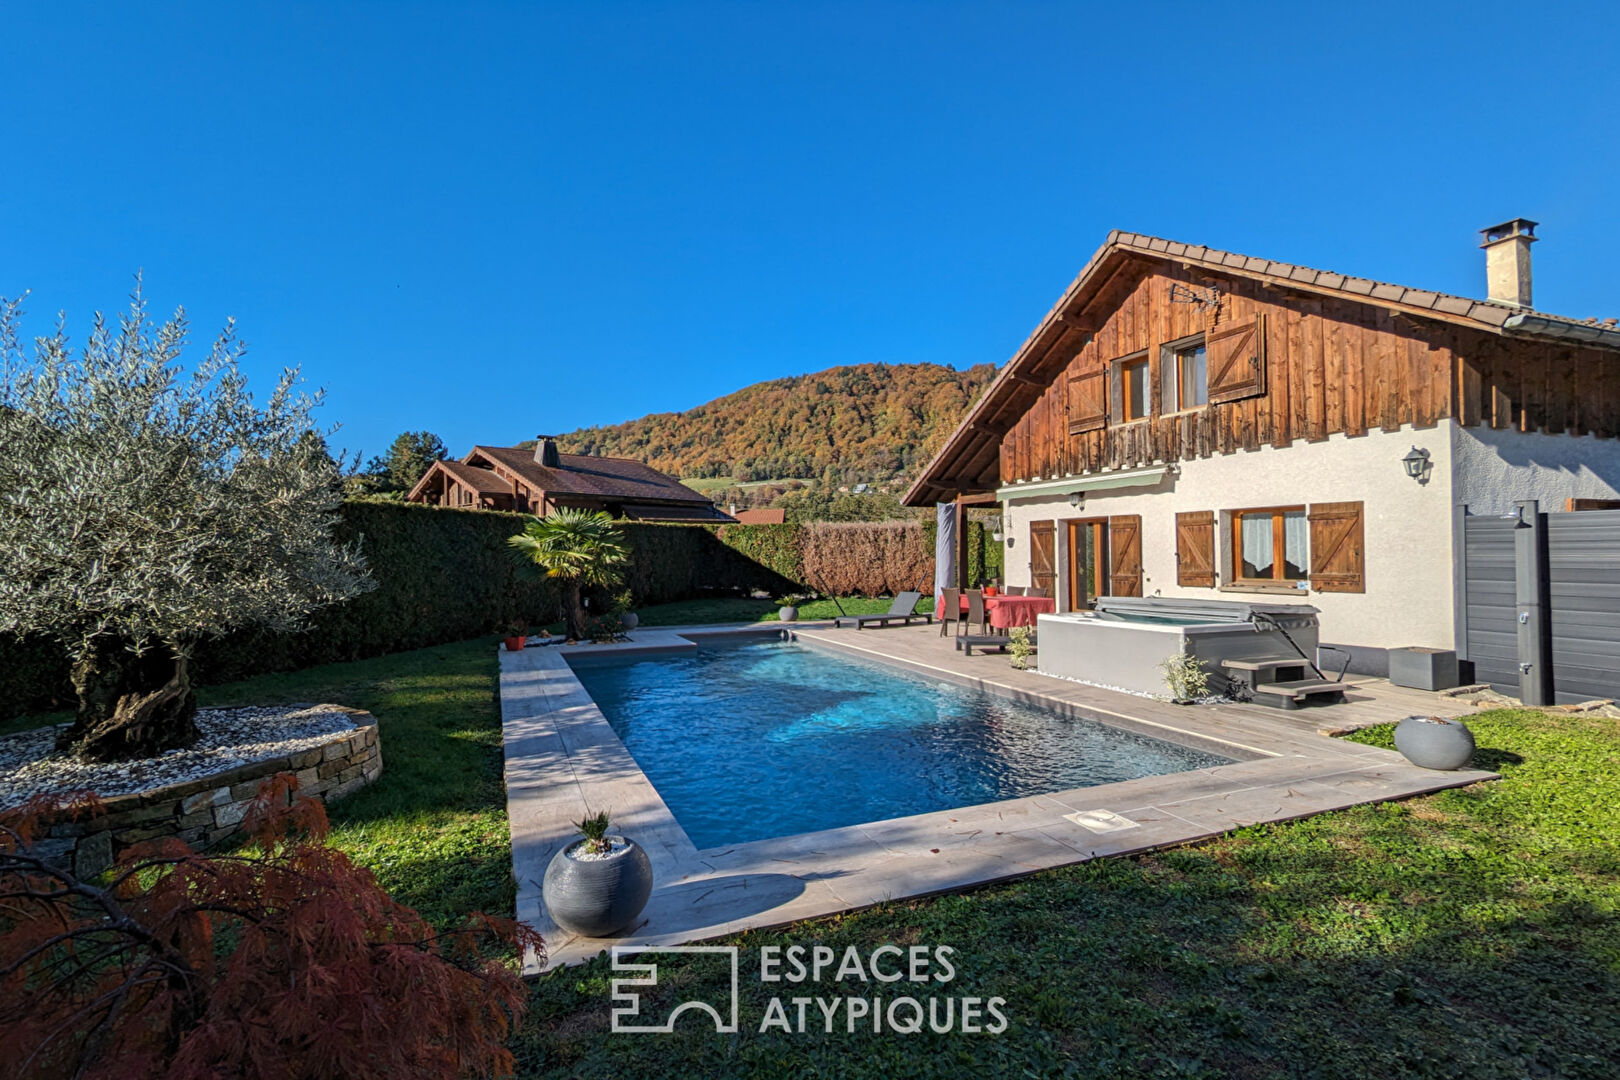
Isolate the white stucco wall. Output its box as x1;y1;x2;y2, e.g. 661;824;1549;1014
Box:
1451;425;1620;515
998;426;1456;654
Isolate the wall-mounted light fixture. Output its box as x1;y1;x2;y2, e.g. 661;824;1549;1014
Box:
1069;491;1083;509
1402;446;1432;484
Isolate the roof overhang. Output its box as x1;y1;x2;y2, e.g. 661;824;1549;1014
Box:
996;464;1172;503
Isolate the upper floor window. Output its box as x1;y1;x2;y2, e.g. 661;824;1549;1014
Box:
1232;507;1308;584
1166;337;1208;412
1119;355;1150;421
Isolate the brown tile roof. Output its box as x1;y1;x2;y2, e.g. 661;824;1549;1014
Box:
730;507;787;524
435;459;513;495
903;229;1620;507
470;445;717;506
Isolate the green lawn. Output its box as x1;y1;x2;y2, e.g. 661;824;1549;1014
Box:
11;637;1618;1077
196;638;513;926
514;708;1620;1079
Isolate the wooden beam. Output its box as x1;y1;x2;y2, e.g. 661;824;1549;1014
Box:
954;496;969;590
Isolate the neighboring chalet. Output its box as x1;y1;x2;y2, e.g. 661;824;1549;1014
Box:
907;222;1620;674
407;436;734;523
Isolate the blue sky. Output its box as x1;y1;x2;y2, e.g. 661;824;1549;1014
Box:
4;2;1617;464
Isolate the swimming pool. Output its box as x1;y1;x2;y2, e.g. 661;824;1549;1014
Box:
568;639;1232;849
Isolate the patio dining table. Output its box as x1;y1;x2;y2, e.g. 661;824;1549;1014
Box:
941;593;1056;629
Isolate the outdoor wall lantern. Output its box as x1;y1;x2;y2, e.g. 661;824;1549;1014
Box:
1402;446;1432;483
1069;491;1084;509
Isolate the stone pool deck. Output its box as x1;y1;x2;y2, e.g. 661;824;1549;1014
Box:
500;622;1494;974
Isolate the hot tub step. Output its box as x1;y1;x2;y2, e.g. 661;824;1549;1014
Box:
1221;658;1307;673
1250;678;1348;709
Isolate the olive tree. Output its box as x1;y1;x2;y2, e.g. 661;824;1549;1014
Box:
0;284;374;761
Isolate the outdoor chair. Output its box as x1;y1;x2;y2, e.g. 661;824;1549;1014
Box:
1026;587;1048;598
834;591;933;630
1004;585;1025;596
965;590;990;636
937;587;962;637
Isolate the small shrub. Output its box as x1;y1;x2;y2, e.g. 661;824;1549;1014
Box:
1161;649;1211;701
0;776;540;1080
573;810;613;856
1008;626;1035;670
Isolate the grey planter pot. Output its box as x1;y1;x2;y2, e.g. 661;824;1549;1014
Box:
542;836;653;937
622;612;639;630
1394;715;1476;771
778;605;799;623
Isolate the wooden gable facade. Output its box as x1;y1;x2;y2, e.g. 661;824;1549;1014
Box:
906;231;1620;506
997;259;1620;487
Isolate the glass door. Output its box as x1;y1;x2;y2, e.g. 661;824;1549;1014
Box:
1066;518;1110;610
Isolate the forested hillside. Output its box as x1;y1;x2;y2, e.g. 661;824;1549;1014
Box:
555;362;995;486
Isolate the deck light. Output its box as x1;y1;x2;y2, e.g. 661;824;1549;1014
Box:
1402;446;1431;482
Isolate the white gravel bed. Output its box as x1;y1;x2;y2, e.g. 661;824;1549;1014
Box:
0;705;358;807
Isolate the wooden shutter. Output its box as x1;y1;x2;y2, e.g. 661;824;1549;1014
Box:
1175;511;1216;587
1307;501;1365;593
1067;371;1106;434
1206;314;1267;404
1029;521;1056;596
1108;514;1143;597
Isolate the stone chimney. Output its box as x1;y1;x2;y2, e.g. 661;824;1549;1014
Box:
533;435;561;468
1480;218;1538;309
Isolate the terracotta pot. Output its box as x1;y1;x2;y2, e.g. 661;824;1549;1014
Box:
504;636;526;652
542;836;654;937
1394;715;1475;770
984;586;999;597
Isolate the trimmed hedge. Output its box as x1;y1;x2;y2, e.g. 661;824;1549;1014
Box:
0;505;998;718
617;522;797;605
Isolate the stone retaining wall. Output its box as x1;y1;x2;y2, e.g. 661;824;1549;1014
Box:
34;705;382;879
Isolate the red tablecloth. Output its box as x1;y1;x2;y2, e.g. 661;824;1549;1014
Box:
985;595;1054;629
939;594;1055;629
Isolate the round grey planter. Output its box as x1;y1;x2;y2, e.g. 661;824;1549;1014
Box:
1394;715;1476;770
778;605;799;623
542;837;653;937
622;612;639;630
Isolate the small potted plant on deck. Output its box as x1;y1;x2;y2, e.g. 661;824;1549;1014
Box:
1160;649;1210;704
502;620;528;652
541;810;654;938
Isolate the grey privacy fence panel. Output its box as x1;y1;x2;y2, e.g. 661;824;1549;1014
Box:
1462;515;1521;692
1545;509;1620;701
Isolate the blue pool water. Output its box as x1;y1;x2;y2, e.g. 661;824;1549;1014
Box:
568;640;1231;849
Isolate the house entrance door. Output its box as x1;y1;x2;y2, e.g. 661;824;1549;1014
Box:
1065;518;1110;610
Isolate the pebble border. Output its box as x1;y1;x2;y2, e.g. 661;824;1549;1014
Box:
29;705;382;879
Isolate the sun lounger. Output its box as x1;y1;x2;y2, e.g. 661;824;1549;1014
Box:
835;591;933;630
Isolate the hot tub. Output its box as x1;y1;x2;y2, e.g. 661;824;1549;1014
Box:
1037;596;1325;698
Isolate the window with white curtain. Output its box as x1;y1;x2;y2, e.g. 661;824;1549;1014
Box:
1232;507;1308;583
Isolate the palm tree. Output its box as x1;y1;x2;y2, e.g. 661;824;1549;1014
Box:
507;508;630;642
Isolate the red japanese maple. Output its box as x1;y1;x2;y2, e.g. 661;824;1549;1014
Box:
0;775;542;1080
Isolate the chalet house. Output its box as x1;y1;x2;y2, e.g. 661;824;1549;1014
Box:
406;437;734;523
906;222;1620;675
